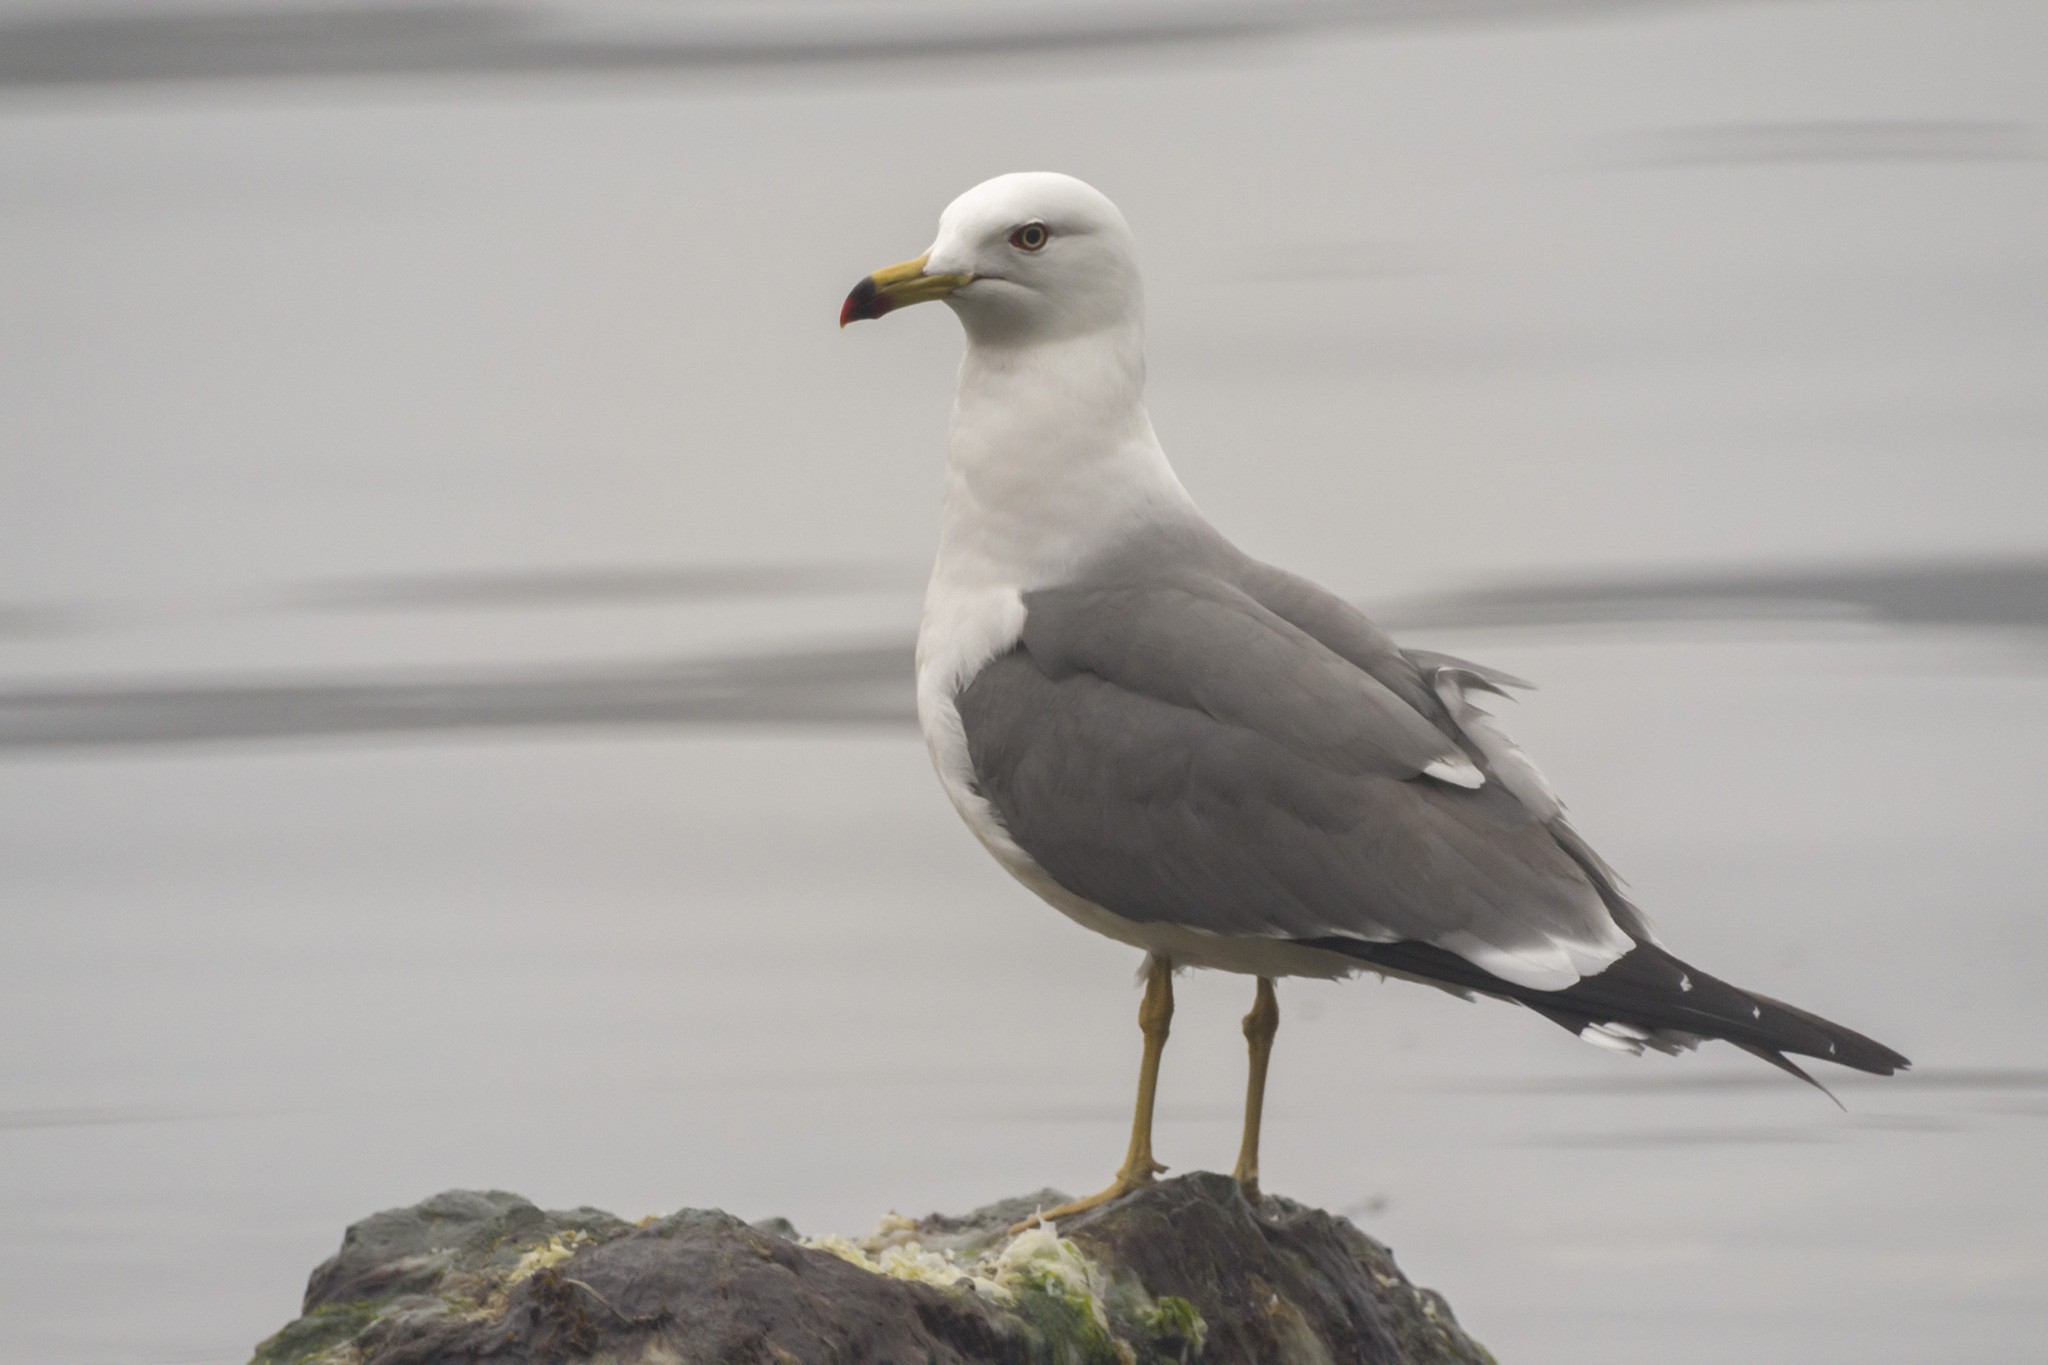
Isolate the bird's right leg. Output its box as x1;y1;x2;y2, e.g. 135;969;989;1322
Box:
1012;954;1173;1231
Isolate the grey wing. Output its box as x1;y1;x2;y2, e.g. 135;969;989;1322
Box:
1232;559;1443;717
1237;558;1659;944
957;579;1635;990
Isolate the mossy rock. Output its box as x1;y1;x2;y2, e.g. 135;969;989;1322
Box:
249;1174;1493;1365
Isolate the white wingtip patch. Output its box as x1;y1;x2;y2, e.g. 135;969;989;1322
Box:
1579;1021;1652;1055
1423;755;1485;789
1436;931;1626;992
1580;1022;1699;1057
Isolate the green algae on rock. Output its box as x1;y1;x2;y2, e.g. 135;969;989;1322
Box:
250;1174;1493;1365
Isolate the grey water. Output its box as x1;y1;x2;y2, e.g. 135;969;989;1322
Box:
1;2;2044;1362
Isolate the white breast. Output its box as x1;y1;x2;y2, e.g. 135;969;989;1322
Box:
915;573;1030;875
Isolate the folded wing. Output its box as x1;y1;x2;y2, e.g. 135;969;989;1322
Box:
956;573;1634;991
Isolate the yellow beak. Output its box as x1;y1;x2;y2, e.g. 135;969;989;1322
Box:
839;254;974;327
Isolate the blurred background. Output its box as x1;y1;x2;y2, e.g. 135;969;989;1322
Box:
1;1;2043;1362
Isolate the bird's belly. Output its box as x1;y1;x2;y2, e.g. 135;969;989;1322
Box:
1049;899;1372;980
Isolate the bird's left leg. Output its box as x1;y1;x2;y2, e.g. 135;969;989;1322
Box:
1231;976;1279;1203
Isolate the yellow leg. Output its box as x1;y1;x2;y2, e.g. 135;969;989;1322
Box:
1232;977;1279;1203
1013;955;1174;1230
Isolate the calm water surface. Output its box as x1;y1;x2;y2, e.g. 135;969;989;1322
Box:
1;2;2044;1361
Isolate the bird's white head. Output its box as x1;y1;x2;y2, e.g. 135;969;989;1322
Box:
840;172;1142;347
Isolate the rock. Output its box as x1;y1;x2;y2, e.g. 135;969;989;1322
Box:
1060;1174;1490;1365
251;1174;1495;1365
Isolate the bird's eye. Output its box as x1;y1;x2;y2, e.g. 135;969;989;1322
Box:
1009;222;1050;252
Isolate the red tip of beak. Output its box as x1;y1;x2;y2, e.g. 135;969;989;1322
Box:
840;274;889;328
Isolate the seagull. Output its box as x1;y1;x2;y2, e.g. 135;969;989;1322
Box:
840;172;1908;1222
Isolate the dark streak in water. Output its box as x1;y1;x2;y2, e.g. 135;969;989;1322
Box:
288;554;2048;629
0;641;918;751
1381;558;2048;634
4;557;2039;755
0;0;1778;93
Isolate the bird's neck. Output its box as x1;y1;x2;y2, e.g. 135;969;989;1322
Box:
934;322;1200;595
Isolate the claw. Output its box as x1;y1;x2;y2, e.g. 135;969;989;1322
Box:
1007;1167;1158;1234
